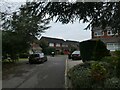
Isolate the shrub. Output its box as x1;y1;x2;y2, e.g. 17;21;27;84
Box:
114;50;120;57
67;63;92;88
80;40;110;62
68;60;120;88
44;47;56;55
90;62;107;82
101;56;118;67
19;53;29;58
101;56;120;78
104;77;120;88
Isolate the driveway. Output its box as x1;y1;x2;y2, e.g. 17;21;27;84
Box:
2;55;67;88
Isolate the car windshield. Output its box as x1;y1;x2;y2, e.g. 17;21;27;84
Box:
30;54;39;58
72;51;80;54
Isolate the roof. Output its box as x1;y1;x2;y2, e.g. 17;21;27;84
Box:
40;36;65;43
92;26;111;31
66;40;79;44
91;36;120;43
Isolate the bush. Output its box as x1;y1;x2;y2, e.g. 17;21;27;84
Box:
67;63;93;88
67;61;120;88
19;53;29;58
101;56;120;78
101;56;118;67
104;77;120;88
44;47;56;55
79;40;110;62
114;50;120;57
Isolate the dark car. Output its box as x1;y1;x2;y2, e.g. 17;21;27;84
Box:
71;51;81;60
29;53;47;64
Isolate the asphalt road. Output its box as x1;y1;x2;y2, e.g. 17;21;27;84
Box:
3;55;67;88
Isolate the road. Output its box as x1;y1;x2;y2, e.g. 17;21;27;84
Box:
3;55;67;88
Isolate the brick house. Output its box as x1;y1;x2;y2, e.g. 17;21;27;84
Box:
91;26;120;51
40;36;68;54
66;40;80;52
40;36;79;54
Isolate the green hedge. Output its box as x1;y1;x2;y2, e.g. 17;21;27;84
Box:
80;39;110;62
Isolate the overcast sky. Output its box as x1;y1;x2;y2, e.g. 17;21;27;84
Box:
1;0;91;42
41;21;91;42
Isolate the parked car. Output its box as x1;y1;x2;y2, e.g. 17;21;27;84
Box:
29;53;47;64
71;50;81;60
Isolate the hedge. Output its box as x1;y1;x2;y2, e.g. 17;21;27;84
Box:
79;39;110;62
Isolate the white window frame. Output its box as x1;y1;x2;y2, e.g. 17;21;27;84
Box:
107;30;114;36
49;43;54;47
65;45;68;47
62;44;65;47
107;43;120;51
107;30;118;36
56;43;60;47
94;31;104;36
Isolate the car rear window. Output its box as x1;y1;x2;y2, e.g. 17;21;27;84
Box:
30;54;39;58
72;51;80;54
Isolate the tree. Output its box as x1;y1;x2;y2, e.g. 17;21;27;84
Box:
18;1;120;34
39;39;49;54
1;2;51;59
46;2;120;33
2;31;30;61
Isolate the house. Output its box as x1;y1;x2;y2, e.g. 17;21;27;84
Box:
40;36;68;54
40;36;80;54
29;42;42;54
91;26;120;51
66;40;80;52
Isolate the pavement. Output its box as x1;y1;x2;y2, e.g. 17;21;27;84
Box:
65;58;83;88
3;55;66;88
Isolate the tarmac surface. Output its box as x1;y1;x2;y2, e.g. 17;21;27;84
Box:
3;55;67;88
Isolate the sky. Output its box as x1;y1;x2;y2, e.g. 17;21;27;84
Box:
41;21;91;42
1;0;91;42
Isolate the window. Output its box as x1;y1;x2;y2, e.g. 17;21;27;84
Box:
107;30;118;36
107;43;120;51
49;43;54;47
65;45;68;47
56;43;60;47
62;44;65;47
94;31;104;36
107;30;114;36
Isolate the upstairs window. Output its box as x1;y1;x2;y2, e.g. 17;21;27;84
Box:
49;43;54;47
107;30;118;36
56;43;60;47
94;31;104;36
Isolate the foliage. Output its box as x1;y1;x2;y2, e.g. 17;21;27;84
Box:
68;60;120;88
44;47;56;55
16;2;120;33
79;40;110;62
92;40;111;60
104;77;120;88
90;62;107;81
19;53;29;58
2;31;30;61
114;50;120;57
39;39;49;54
67;63;92;88
101;56;120;78
1;2;51;60
101;56;118;67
